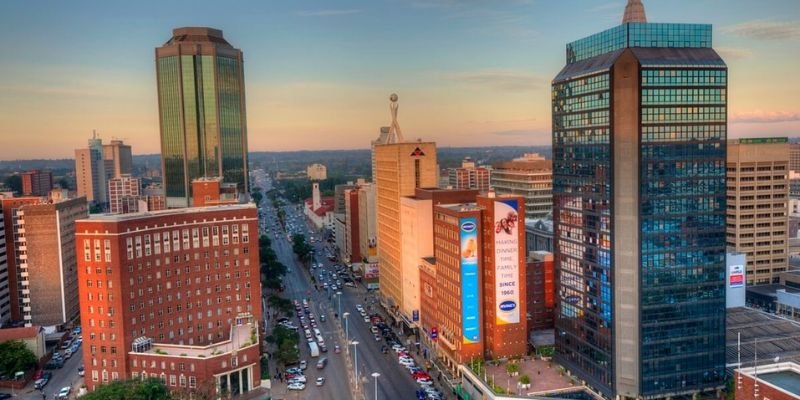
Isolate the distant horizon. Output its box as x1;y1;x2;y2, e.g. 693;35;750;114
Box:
1;0;798;159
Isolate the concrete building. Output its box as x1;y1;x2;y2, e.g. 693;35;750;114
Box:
552;1;728;397
108;175;141;214
157;27;249;208
447;158;490;192
527;251;555;332
374;141;437;316
20;170;53;196
491;154;552;219
75;132;108;204
16;197;88;326
791;143;800;172
727;138;790;285
103;140;133;179
0;326;47;361
191;177;239;207
735;362;800;400
75;205;261;396
0;204;9;327
399;188;478;331
306;164;327;181
304;182;335;230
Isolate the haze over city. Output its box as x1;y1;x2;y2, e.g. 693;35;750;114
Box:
1;0;799;160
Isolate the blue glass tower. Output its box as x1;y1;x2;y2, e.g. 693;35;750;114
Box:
552;1;727;398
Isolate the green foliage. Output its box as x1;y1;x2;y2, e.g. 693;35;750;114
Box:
537;345;555;358
291;234;312;262
506;363;520;375
81;378;172;400
2;175;21;194
519;374;531;385
0;340;36;378
271;325;300;366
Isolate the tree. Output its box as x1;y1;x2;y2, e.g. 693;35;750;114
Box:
0;340;36;378
80;378;172;400
506;362;520;376
3;175;21;194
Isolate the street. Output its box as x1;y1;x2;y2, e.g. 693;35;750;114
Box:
0;350;84;400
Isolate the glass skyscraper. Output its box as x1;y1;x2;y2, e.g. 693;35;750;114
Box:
552;1;727;398
156;27;249;208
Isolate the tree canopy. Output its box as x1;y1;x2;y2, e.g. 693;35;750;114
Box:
0;340;36;378
79;378;172;400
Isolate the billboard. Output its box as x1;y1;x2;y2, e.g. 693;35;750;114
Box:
364;263;379;279
729;264;744;288
494;199;520;325
460;217;480;344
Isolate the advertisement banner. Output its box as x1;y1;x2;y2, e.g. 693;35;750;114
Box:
494;199;520;325
729;264;744;288
460;217;480;344
364;263;379;279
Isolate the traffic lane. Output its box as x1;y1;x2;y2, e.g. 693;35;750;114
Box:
339;288;419;400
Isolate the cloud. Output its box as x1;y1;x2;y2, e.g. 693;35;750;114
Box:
296;9;362;17
724;20;800;40
730;111;800;124
716;47;753;61
441;69;545;91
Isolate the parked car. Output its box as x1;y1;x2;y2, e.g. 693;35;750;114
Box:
287;382;306;390
57;386;71;399
316;357;328;369
34;378;49;390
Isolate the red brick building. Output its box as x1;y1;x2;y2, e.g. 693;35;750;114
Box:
20;170;53;196
476;194;527;359
0;196;44;322
75;205;261;396
191;178;240;207
527;251;555;331
735;363;800;400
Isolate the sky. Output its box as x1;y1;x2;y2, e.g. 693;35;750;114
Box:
0;0;798;160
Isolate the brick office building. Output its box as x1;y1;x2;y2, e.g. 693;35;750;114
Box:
75;205;261;396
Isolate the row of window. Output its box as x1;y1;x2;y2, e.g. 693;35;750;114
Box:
642;68;726;87
124;224;250;260
641;88;725;105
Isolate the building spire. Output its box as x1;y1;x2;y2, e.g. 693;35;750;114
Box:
622;0;647;24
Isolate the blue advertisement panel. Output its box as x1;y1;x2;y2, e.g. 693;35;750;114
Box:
460;217;480;344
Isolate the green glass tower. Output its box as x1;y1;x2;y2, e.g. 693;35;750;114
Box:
156;27;249;208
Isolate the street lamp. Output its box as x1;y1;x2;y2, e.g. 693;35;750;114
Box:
371;372;381;400
351;340;360;387
336;291;343;317
343;312;350;343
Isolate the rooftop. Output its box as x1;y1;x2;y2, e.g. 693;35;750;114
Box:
80;203;256;222
134;321;258;360
727;307;800;372
738;362;800;399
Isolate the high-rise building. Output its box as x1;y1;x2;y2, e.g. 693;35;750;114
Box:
15;197;87;326
447;157;491;192
790;143;800;173
552;1;727;397
75;132;108;203
0;195;46;322
371;127;392;184
727;138;789;285
156;27;250;208
526;251;554;332
108;175;141;214
491;154;552;218
0;204;10;327
20;170;53;196
76;205;261;395
103;140;133;179
374;141;437;317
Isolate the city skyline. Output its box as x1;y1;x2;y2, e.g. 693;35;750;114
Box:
1;0;799;160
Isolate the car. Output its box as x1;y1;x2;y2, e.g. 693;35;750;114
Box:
34;378;49;389
286;367;302;375
0;394;11;400
370;326;379;334
58;386;71;399
363;316;370;323
374;334;382;341
78;365;85;377
316;377;326;386
299;360;307;370
287;382;306;390
334;344;341;353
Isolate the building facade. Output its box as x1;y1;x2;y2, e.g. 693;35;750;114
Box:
790;143;800;173
0;195;45;322
109;175;142;214
448;158;491;192
156;27;249;208
16;197;88;326
552;1;727;397
75;132;108;204
727;138;789;285
20;170;53;197
306;164;327;181
103;140;133;179
491;154;552;218
0;205;9;326
526;251;555;331
374;142;437;316
75;205;261;396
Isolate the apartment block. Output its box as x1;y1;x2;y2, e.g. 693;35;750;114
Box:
491;154;552;218
20;170;53;196
447;158;490;192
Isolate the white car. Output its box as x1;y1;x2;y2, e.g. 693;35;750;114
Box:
58;386;71;398
288;382;306;390
300;360;307;370
316;377;326;386
289;375;307;383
